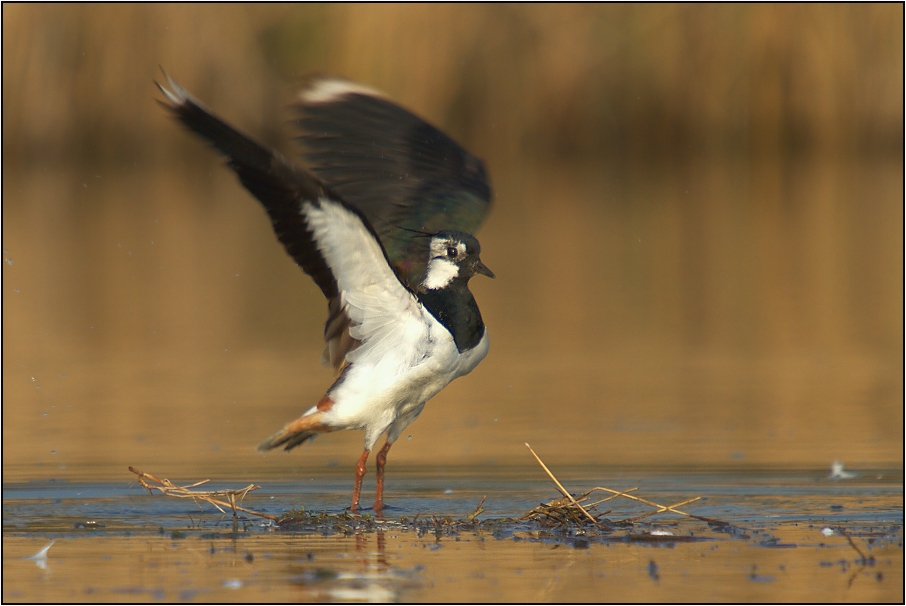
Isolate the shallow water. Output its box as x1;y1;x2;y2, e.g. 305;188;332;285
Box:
4;125;903;605
4;469;902;603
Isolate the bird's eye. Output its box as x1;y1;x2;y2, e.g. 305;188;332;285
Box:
446;246;458;258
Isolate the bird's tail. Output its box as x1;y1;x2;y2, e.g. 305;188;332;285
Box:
257;413;330;452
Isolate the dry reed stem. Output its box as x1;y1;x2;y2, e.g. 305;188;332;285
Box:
585;488;640;508
620;496;702;522
525;443;598;523
129;466;276;521
523;445;719;527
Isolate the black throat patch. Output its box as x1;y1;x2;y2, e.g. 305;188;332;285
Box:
417;284;485;352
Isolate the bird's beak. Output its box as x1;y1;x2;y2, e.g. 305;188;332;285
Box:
474;259;496;279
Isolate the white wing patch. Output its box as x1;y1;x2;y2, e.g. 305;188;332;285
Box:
302;199;427;366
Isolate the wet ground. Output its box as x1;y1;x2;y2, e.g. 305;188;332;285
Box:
3;468;902;602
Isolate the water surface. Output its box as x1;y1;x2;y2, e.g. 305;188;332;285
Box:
4;469;902;602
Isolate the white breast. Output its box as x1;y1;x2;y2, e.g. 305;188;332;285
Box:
325;312;489;449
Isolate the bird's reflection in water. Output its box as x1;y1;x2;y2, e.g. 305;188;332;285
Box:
355;529;388;566
323;530;404;602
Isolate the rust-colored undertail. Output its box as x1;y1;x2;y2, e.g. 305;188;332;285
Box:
257;411;331;452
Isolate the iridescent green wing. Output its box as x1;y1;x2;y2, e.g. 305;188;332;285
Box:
295;78;492;290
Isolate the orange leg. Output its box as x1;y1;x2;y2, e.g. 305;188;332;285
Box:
351;449;370;513
374;441;393;513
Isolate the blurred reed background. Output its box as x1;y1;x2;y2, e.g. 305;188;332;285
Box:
3;4;902;479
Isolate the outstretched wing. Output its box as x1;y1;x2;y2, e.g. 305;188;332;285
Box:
295;77;492;289
158;74;424;370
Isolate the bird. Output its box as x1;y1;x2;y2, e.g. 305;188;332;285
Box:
157;72;494;513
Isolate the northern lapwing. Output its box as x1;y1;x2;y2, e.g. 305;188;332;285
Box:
157;73;493;512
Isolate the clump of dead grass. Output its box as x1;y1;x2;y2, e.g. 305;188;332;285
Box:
521;444;727;530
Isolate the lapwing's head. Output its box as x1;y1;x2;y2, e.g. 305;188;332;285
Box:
422;231;494;291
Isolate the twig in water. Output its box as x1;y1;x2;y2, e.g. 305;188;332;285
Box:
621;496;702;522
129;467;276;521
467;495;487;522
838;527;868;562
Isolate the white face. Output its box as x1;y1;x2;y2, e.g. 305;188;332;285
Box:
422;237;467;290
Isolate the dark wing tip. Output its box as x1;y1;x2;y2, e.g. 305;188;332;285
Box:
155;72;343;302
